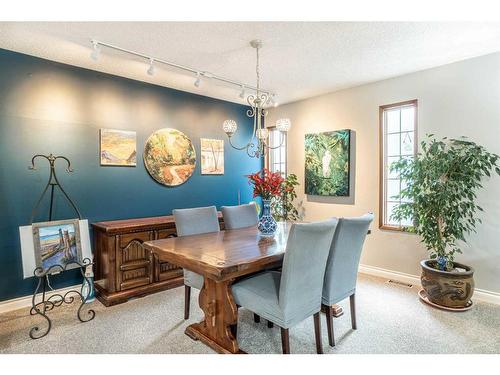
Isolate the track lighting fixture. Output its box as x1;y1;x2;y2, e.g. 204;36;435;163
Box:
89;39;278;102
239;85;246;99
90;40;100;61
147;59;155;76
194;72;201;88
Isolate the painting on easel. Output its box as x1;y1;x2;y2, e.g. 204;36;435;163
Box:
32;219;83;274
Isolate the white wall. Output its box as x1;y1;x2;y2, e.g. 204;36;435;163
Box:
268;52;500;294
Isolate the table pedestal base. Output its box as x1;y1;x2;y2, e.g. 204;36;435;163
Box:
185;324;246;354
185;278;245;354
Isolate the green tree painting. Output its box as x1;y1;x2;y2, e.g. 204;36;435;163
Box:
305;130;350;196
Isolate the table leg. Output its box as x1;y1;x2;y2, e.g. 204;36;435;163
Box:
185;278;244;354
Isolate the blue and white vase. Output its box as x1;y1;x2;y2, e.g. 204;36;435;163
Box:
258;199;277;236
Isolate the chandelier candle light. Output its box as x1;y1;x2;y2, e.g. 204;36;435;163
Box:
223;40;291;158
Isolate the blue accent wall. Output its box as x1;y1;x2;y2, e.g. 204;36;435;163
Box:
0;49;261;302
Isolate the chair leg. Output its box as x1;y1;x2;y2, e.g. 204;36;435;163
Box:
184;285;191;320
325;305;335;347
280;327;290;354
313;312;323;354
350;294;357;330
267;320;274;328
253;313;261;323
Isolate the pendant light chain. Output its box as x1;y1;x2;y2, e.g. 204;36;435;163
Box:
256;44;260;96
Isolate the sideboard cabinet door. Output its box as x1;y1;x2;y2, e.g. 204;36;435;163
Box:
154;228;183;282
116;232;154;291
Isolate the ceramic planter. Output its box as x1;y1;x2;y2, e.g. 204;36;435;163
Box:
420;259;474;308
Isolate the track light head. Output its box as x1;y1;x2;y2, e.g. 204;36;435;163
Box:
90;40;101;61
239;85;246;99
194;72;201;88
147;59;155;76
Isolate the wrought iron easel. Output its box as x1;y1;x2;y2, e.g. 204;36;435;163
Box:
29;153;82;224
28;154;95;339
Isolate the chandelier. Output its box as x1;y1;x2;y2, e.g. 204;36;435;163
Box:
222;40;291;158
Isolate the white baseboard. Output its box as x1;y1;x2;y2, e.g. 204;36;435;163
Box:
1;266;498;314
358;264;500;306
0;284;81;315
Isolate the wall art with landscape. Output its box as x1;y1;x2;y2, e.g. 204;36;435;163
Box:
200;138;224;174
143;128;197;187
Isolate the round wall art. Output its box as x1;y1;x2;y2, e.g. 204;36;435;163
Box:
143;128;196;187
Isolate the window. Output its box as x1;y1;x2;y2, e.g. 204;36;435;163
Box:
379;100;417;230
267;127;287;177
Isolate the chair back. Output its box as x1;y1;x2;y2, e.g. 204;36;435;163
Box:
221;203;259;230
279;219;338;317
322;213;373;305
172;206;220;236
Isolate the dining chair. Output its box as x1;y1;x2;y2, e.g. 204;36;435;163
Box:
172;205;220;320
232;219;338;354
221;202;259;230
322;213;373;347
222;202;270;325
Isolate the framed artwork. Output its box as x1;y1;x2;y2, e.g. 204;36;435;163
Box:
32;219;83;274
200;138;224;175
143;128;196;186
100;129;137;166
304;129;351;196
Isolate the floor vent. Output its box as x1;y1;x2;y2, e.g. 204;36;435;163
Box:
386;279;413;288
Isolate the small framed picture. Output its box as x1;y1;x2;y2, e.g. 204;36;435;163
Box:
100;128;137;166
200;138;224;175
32;219;83;274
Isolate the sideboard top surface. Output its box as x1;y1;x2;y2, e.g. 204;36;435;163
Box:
92;213;223;234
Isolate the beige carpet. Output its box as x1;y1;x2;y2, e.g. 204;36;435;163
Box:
1;274;499;354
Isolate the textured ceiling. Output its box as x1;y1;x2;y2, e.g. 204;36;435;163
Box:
0;22;499;105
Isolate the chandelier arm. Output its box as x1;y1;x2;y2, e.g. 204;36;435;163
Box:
265;132;286;150
246;143;259;158
252;106;258;139
227;136;254;151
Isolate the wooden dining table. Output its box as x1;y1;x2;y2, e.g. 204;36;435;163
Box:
143;221;359;354
143;222;292;353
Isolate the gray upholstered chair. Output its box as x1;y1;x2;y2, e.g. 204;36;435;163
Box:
322;213;373;347
232;219;338;354
221;203;259;230
172;205;220;320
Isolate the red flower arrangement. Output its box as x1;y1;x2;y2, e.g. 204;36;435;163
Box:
247;168;286;200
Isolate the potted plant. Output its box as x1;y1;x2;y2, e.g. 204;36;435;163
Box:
391;135;500;308
271;173;301;221
247;168;285;236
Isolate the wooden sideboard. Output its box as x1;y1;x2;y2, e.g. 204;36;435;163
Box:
92;214;224;306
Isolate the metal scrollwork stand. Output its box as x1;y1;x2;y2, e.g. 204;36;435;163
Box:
30;258;96;339
28;154;95;339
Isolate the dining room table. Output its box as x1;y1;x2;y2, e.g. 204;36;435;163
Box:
143;221;361;354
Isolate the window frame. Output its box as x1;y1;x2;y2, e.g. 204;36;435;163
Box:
379;99;418;231
265;126;288;177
